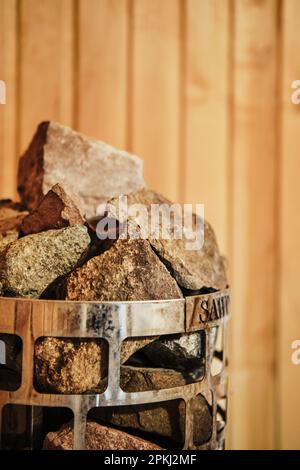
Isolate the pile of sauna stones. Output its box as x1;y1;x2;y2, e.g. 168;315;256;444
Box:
0;122;227;450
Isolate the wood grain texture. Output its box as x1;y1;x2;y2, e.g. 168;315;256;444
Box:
279;0;300;450
229;0;278;450
19;0;74;155
0;0;17;199
77;0;129;149
183;0;230;254
130;0;181;202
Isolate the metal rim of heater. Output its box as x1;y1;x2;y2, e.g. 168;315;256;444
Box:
0;288;230;450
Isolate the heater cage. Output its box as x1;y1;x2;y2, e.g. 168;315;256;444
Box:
0;288;229;450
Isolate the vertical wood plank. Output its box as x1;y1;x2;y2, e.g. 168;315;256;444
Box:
184;0;230;253
77;0;129;149
19;0;74;154
279;0;300;450
0;0;17;199
229;0;278;449
131;0;181;202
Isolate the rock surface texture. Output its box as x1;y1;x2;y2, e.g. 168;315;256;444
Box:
21;183;83;235
34;337;157;393
86;366;212;446
34;337;108;394
108;188;227;291
43;420;163;450
0;225;90;298
0;333;22;390
18;121;145;218
63;238;183;301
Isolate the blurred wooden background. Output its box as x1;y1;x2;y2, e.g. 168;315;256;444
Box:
1;0;300;449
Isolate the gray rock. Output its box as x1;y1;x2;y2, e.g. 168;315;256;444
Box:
0;231;19;253
0;225;90;298
142;332;205;378
18;121;145;218
63;238;183;301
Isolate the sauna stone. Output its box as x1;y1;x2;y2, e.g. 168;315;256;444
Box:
93;374;212;446
108;188;227;291
142;331;204;374
35;337;107;394
63;238;183;301
18;121;145;218
21;183;84;236
43;421;163;450
0;225;90;298
34;338;159;394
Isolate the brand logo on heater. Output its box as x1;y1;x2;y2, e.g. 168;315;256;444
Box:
0;80;6;104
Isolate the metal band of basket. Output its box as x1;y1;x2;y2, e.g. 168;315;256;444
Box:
0;288;229;450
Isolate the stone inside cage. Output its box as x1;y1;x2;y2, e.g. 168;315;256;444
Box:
34;336;108;394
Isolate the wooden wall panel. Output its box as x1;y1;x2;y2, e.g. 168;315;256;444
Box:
130;0;181;202
77;0;129;149
279;0;300;450
229;0;278;450
19;0;74;154
183;0;230;253
0;0;17;199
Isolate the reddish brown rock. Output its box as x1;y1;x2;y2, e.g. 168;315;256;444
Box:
21;183;84;236
108;188;227;291
43;420;163;450
34;337;108;394
18;121;144;218
63;238;183;301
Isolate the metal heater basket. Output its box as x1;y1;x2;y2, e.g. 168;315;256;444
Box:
0;288;229;450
